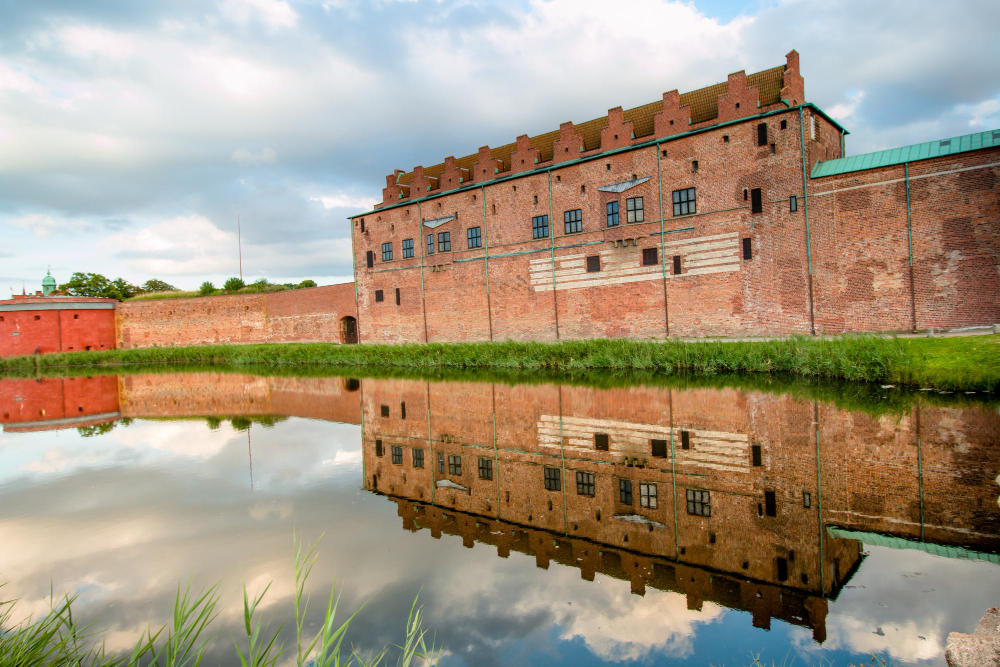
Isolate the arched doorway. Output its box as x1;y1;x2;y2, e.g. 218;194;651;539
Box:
340;316;358;344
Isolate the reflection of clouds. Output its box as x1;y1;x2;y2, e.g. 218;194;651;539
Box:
788;547;1000;665
107;420;237;458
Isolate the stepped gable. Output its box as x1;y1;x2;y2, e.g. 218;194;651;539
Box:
378;51;801;207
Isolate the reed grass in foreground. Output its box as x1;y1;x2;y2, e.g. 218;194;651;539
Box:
0;534;436;667
1;335;997;392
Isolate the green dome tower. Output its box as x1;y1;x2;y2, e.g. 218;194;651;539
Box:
42;268;56;296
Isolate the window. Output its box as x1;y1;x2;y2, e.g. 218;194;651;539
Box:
803;491;811;508
427;234;435;255
742;238;753;260
437;231;451;252
672;255;682;275
752;445;762;467
626;197;644;223
789;196;798;212
375;290;384;303
564;209;582;234
400;402;406;419
402;238;414;258
686;488;710;516
437;452;444;473
360;219;365;233
672;188;696;216
642;247;658;266
780;119;787;130
412;448;424;468
543;467;561;491
619;479;633;505
651;439;667;458
478;456;493;480
776;557;788;582
594;433;609;451
765;490;777;516
680;430;690;450
380;404;389;417
375;439;383;457
586;255;601;273
366;251;374;268
381;242;393;261
810;115;816;140
467;226;482;249
576;471;595;496
757;122;768;146
692;160;699;173
395;288;401;305
751;188;762;214
448;455;461;476
606;201;619;227
723;135;729;144
640;483;657;509
532;215;549;239
391;446;403;464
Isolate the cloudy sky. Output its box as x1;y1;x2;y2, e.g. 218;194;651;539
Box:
2;0;998;295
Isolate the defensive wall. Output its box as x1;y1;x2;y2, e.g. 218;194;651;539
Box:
361;377;1000;639
0;297;117;357
348;50;1000;341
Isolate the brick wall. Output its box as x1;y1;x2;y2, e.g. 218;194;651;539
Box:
116;283;357;349
0;376;120;431
0;298;117;357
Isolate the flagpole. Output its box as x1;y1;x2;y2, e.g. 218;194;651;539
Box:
238;214;243;281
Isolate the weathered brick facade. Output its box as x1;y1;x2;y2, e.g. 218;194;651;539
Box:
360;377;1000;641
116;283;358;349
349;52;1000;341
0;297;117;357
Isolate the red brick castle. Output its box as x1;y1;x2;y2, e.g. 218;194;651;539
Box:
348;51;1000;342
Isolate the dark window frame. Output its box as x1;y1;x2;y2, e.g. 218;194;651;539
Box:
381;242;393;262
672;187;696;217
532;215;549;239
366;251;374;268
402;238;414;258
672;255;682;275
686;488;711;516
750;188;763;214
391;445;403;464
619;479;633;505
651;439;667;458
789;195;798;212
742;237;753;260
412;448;424;468
594;433;609;451
437;231;451;252
543;466;561;491
606;201;619;227
757;122;768;147
642;247;658;267
447;454;461;476
626;196;644;223
586;255;601;273
375;289;384;303
576;471;595;496
640;483;658;509
467;226;482;249
395;287;401;306
563;208;582;234
426;233;435;255
478;456;493;480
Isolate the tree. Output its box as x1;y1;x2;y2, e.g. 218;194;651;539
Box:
296;279;317;289
199;281;216;296
141;278;177;292
223;277;245;291
61;272;138;300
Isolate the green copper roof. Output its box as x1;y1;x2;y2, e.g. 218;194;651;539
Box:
827;526;1000;564
811;127;1000;178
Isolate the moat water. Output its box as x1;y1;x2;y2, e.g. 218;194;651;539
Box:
1;372;998;666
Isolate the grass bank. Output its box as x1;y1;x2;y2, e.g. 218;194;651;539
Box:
2;334;997;392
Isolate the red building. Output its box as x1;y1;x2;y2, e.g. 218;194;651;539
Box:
347;51;1000;342
0;375;120;432
0;297;117;357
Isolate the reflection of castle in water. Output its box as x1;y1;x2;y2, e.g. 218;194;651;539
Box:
360;379;1000;643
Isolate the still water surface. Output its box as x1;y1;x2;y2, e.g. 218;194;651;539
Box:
1;372;998;665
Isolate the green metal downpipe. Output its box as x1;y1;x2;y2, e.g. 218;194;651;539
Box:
656;145;670;336
814;402;825;595
416;201;429;342
481;185;494;340
905;162;917;331
548;171;560;340
798;107;816;334
348;217;362;344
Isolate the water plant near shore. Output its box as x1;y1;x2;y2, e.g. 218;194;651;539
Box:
0;534;436;667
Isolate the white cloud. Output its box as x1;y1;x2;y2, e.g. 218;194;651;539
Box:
220;0;298;29
310;194;378;210
829;90;866;122
6;213;62;238
58;25;137;59
955;96;1000;128
232;147;277;166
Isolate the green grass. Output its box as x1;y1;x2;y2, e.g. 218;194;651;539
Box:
0;534;435;667
1;335;997;392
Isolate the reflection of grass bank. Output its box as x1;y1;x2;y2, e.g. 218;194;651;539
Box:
0;535;435;666
2;335;998;392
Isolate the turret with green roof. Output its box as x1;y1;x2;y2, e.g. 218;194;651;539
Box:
42;268;56;296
